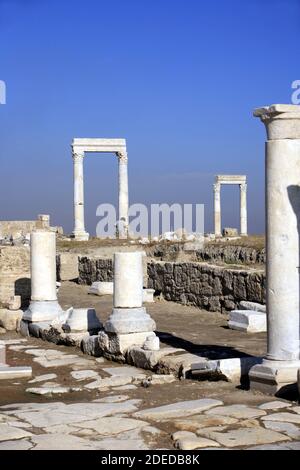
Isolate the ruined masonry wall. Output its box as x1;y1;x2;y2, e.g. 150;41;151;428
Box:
0;246;31;306
77;256;265;313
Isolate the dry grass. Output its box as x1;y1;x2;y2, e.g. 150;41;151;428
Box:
207;235;265;250
57;234;265;252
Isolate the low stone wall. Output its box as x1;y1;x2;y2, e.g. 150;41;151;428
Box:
148;261;265;313
146;242;265;265
76;256;265;313
0;219;63;238
195;245;265;265
0;246;31;307
78;257;113;285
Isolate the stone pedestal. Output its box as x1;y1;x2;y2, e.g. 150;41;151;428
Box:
62;308;102;333
23;230;63;322
249;104;300;395
89;281;113;296
103;252;156;355
228;309;267;333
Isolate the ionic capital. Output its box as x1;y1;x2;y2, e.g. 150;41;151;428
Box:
213;183;221;193
72;152;84;163
116;151;128;163
240;183;247;193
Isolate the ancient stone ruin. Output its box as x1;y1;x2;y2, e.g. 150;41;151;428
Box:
214;175;247;237
71;138;129;240
1;105;300;451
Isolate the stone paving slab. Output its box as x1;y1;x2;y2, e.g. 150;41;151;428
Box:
261;412;300;424
205;404;266;419
28;373;58;383
134;399;223;420
259;401;292;410
70;370;99;381
75;417;149;436
173;414;238;432
263;421;300;439
197;427;290;448
0;439;33;450
7;401;141;428
26;385;81;396
102;366;147;379
30;433;100;450
0;423;32;442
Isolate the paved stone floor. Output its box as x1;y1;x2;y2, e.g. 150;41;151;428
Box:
0;283;299;450
0;336;299;450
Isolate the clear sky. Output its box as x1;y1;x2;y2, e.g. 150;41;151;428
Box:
0;0;299;235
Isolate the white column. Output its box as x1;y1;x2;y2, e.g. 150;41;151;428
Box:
72;151;89;241
240;183;247;236
105;252;156;334
23;230;63;322
31;231;57;301
114;252;143;308
117;151;129;239
249;104;300;395
214;182;221;237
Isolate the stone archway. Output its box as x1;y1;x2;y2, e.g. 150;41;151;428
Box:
71;138;129;240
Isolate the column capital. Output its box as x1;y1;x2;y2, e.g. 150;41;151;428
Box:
240;182;247;193
72;152;84;163
213;182;221;192
116;151;128;163
254;104;300;140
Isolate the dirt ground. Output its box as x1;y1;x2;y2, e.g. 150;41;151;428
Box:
58;281;267;359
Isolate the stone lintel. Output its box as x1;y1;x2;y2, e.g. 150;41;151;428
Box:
72;138;126;155
215;175;246;185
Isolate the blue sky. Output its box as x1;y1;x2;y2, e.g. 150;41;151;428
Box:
0;0;299;235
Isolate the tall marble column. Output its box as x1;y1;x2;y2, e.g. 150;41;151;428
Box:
240;183;247;236
214;182;221;237
117;151;129;239
23;230;63;322
72;152;89;241
249;104;300;395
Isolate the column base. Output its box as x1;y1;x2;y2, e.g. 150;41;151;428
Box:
249;359;300;396
105;307;156;334
22;300;63;323
98;330;157;356
71;231;89;241
62;308;102;333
